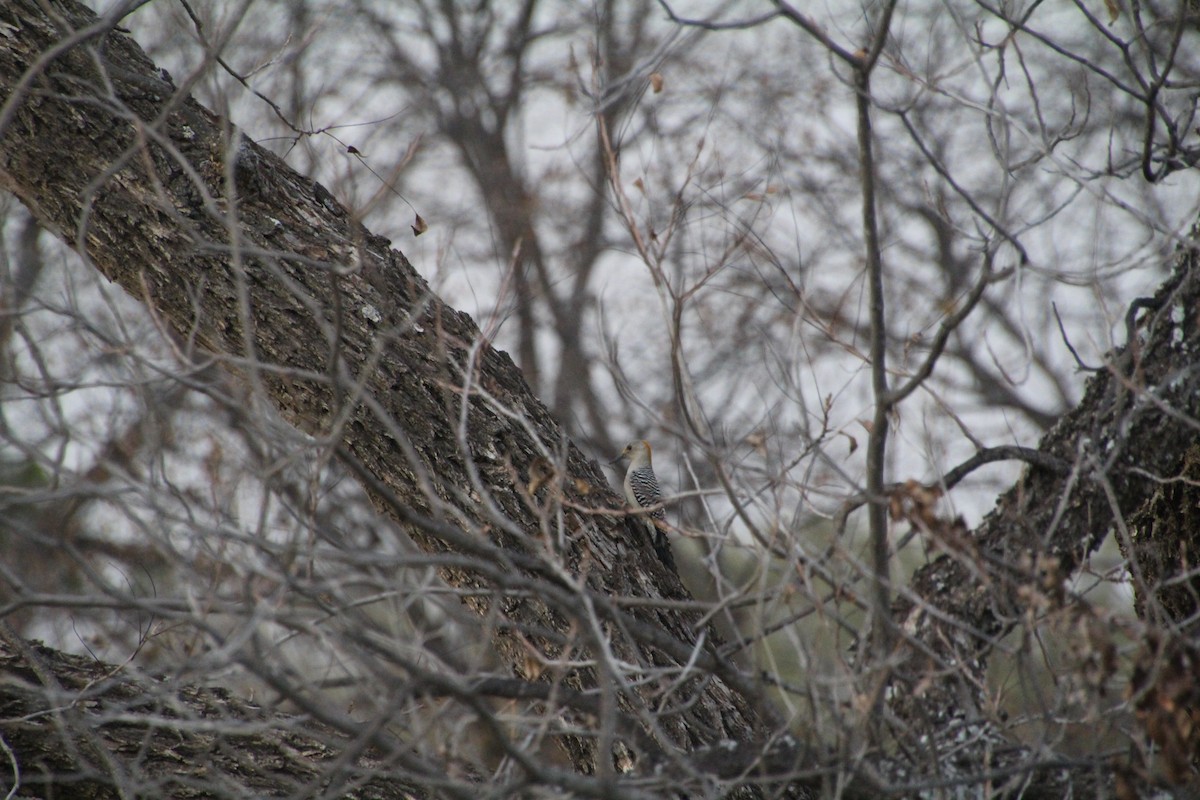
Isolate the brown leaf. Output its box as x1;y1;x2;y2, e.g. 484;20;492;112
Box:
411;213;428;236
1129;633;1200;785
649;72;664;93
526;457;555;495
889;479;945;528
523;651;544;681
1105;0;1120;25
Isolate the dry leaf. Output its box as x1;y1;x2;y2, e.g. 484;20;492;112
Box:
411;213;428;236
888;479;944;528
649;72;664;93
526;457;555;495
1129;633;1200;785
523;651;544;680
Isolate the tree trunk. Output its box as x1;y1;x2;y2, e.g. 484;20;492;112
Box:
1;0;1196;796
0;0;761;785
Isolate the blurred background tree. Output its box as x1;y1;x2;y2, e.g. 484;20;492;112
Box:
2;0;1199;795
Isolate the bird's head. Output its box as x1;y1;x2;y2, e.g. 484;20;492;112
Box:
612;440;653;468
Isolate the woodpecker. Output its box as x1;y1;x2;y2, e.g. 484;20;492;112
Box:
613;440;675;569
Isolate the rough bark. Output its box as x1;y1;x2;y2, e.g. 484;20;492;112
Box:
1;0;1197;797
0;633;422;800
0;0;761;789
892;233;1200;787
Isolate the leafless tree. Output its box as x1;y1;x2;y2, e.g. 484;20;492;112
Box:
0;0;1198;798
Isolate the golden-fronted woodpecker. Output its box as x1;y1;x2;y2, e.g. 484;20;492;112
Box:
613;440;674;569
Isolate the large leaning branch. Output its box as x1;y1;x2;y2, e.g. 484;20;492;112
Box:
891;230;1200;777
1;0;1197;797
0;0;763;783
